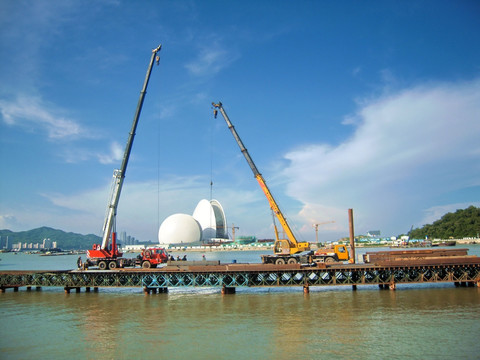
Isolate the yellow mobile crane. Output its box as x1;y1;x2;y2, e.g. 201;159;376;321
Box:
212;102;307;263
213;102;349;264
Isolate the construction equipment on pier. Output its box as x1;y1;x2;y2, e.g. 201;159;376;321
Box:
2;248;480;294
213;102;349;265
86;44;163;270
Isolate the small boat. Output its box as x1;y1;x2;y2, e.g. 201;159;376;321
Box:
432;240;456;247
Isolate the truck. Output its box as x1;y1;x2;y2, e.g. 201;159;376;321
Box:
135;247;169;268
212;102;350;265
84;244;169;270
85;44;162;270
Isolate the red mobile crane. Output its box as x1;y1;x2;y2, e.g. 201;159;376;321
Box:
85;45;166;270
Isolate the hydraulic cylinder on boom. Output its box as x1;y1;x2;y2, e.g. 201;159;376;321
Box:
212;102;310;259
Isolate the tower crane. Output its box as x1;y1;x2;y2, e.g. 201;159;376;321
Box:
313;221;335;244
231;224;240;242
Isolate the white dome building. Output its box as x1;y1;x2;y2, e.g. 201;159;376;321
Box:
158;213;202;245
157;199;229;245
192;199;228;243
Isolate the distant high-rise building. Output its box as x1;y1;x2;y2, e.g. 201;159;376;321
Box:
120;231;127;245
43;238;52;249
0;236;9;250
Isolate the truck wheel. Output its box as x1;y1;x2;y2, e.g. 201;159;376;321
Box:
287;258;298;264
108;261;117;270
142;261;151;269
275;258;286;265
98;261;107;270
324;257;335;263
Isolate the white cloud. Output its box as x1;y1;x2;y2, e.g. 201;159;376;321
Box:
352;66;362;77
59;141;123;164
0;94;123;164
282;79;480;237
185;41;238;76
97;142;124;164
0;214;19;230
0;95;85;139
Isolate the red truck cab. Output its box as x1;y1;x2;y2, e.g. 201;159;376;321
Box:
138;247;169;268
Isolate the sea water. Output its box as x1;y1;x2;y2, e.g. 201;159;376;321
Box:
1;246;479;360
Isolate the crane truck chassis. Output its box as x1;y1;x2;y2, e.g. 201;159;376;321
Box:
84;246;169;270
261;244;350;265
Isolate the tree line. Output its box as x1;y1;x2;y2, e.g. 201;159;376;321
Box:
408;206;480;239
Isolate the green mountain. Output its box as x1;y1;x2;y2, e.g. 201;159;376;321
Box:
0;227;101;250
409;206;480;239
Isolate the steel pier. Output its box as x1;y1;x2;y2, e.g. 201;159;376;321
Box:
1;263;479;294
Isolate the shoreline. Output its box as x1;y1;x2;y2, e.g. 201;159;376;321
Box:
153;240;480;253
147;245;275;253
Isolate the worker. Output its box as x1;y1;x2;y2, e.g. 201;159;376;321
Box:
170;255;175;261
202;254;206;261
182;255;187;261
176;256;180;261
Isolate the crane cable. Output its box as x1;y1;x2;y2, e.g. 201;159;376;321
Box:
157;118;161;236
204;108;214;244
210;107;216;201
155;54;162;236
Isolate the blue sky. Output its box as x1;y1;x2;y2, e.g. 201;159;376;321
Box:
1;1;479;243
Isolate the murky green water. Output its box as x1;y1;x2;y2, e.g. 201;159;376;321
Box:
1;247;479;359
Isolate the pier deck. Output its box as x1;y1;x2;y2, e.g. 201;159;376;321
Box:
1;261;479;294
